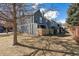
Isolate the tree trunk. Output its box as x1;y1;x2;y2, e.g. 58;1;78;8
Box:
13;3;17;45
6;27;8;34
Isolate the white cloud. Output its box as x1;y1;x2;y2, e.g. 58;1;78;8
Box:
32;3;39;9
40;8;46;13
32;3;42;9
57;19;66;24
44;10;59;20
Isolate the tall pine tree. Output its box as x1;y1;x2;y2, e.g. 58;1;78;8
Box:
66;3;79;26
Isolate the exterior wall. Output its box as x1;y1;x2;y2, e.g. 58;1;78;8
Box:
17;23;38;36
34;10;47;26
17;15;35;35
49;29;54;35
46;20;59;35
51;22;58;28
24;16;33;23
17;15;33;25
50;20;58;29
36;28;49;36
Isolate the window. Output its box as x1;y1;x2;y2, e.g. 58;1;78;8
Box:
51;26;55;29
27;16;31;19
38;25;46;29
21;26;26;32
40;17;42;23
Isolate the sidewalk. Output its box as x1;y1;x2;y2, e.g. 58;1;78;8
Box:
0;32;13;36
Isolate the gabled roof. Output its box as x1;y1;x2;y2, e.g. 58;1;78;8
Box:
24;9;40;15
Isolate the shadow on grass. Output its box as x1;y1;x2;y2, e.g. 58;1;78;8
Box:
56;34;71;37
15;42;78;56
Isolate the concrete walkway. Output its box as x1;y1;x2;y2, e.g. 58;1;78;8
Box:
0;32;13;36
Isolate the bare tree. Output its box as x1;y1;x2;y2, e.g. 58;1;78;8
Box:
0;3;27;45
12;3;17;45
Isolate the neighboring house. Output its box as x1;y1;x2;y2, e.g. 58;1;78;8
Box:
17;9;60;36
0;20;6;33
0;20;13;33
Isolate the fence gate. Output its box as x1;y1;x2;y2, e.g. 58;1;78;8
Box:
27;23;37;36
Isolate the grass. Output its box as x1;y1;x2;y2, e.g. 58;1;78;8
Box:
0;33;79;56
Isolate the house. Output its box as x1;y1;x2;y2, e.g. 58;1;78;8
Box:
17;9;60;36
0;19;13;33
17;9;48;36
0;20;6;32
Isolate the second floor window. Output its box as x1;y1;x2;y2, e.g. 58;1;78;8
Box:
40;17;42;23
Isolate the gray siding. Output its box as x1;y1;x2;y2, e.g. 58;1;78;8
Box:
34;10;47;28
17;23;37;36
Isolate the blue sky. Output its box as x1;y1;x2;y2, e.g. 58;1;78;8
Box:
38;3;70;23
